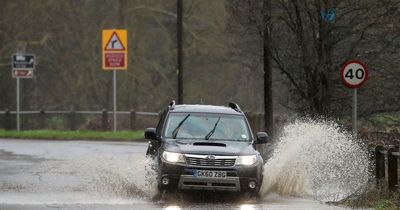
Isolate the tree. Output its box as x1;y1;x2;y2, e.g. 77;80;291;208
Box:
227;0;274;135
227;0;400;120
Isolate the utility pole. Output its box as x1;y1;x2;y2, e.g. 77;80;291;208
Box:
263;0;273;136
177;0;183;104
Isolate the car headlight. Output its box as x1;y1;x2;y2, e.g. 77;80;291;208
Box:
236;155;257;166
162;151;185;163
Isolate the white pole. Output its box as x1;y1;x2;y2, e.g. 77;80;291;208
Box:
16;77;20;132
352;88;357;137
113;69;117;132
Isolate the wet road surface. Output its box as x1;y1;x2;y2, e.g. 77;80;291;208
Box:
0;139;351;209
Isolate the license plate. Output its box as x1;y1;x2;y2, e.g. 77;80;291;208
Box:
193;170;226;178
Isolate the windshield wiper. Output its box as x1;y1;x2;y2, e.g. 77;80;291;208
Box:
205;117;221;140
171;114;191;139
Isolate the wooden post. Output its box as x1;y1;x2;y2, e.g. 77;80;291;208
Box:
39;109;45;129
102;109;108;131
368;144;376;183
69;108;76;131
4;109;12;130
130;109;136;130
387;147;398;190
375;145;385;183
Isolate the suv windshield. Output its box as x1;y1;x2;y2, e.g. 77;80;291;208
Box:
164;113;250;141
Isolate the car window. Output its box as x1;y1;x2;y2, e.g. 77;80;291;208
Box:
163;113;250;141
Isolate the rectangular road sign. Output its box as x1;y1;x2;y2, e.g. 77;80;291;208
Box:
12;54;35;69
102;29;127;70
12;69;34;78
104;53;125;68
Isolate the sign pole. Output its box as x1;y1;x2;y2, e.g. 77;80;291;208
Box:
113;69;117;132
340;60;367;138
352;88;357;137
16;77;20;132
102;29;127;132
12;53;35;132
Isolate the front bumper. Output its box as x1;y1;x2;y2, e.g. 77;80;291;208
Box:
157;158;263;192
178;175;241;191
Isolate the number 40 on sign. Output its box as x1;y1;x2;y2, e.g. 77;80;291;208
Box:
340;60;368;89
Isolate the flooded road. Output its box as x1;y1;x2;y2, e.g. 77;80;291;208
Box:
0;139;350;210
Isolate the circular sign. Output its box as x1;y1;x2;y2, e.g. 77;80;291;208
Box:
340;60;368;88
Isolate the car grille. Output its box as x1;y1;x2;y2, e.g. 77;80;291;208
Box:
185;156;236;167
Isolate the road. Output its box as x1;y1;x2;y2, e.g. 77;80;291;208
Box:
0;139;350;210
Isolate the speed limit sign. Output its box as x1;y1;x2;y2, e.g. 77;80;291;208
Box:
340;60;368;88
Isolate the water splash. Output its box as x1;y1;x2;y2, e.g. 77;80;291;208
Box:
89;156;158;199
260;118;370;201
1;155;159;204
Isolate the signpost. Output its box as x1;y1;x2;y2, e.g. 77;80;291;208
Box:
102;29;127;132
340;60;368;137
12;54;35;132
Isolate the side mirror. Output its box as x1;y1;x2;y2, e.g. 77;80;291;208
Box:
145;128;157;140
255;132;269;144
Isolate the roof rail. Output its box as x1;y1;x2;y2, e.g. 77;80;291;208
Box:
228;102;242;112
169;100;176;110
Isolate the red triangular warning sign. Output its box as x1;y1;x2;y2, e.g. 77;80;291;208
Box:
104;32;126;51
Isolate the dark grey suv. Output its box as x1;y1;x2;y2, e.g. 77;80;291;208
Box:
145;101;268;194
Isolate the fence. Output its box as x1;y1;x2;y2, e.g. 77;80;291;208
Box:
370;145;400;190
0;109;266;133
0;109;159;131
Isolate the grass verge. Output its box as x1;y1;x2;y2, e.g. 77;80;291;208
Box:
373;199;399;210
0;129;145;141
335;184;400;210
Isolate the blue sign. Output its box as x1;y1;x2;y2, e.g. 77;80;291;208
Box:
321;8;336;23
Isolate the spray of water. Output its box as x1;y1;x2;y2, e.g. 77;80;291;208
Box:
260;118;370;202
1;119;370;205
87;156;158;199
7;155;160;204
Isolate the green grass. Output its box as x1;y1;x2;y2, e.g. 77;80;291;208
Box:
0;129;145;141
366;113;400;132
373;199;398;210
335;189;400;210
